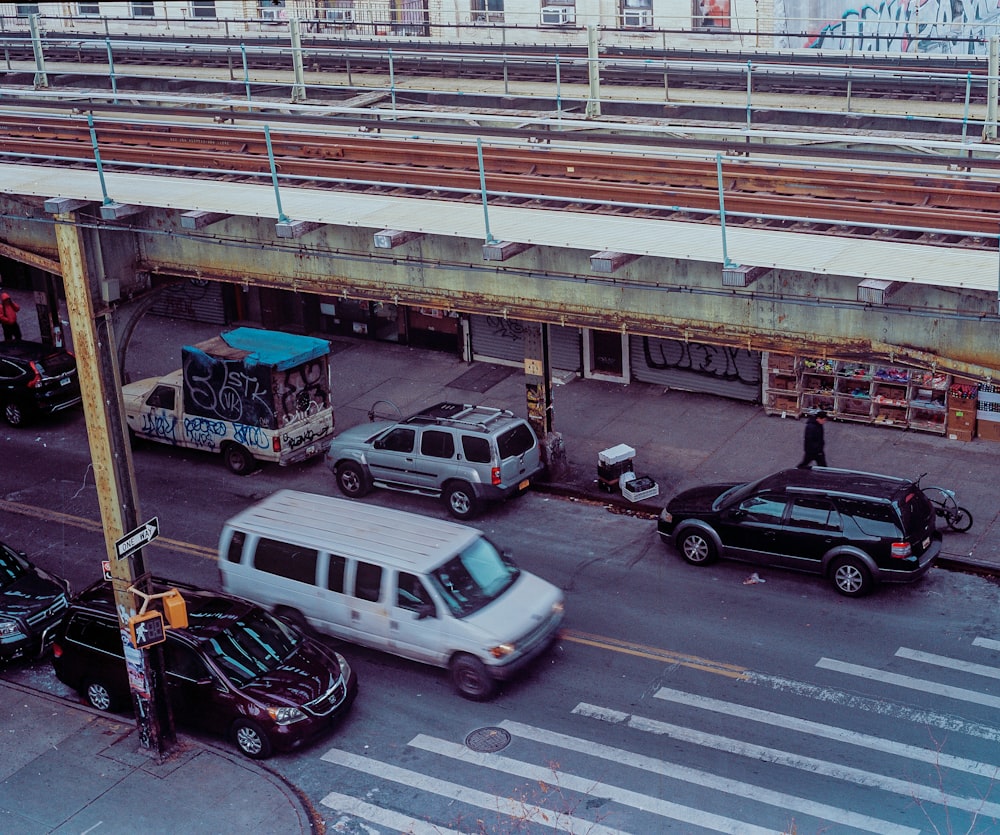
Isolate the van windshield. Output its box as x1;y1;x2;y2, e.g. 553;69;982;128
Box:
430;538;520;618
204;609;301;687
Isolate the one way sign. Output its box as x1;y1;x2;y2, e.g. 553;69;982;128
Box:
115;517;160;561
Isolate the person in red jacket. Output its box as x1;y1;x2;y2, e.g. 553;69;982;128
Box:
0;292;22;342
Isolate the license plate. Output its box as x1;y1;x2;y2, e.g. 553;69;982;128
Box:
60;377;70;386
518;479;530;491
922;536;930;549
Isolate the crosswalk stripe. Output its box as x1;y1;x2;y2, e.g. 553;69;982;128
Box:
973;637;1000;652
496;719;917;835
320;747;628;835
654;686;1000;779
896;646;1000;680
742;670;1000;742
319;791;465;834
573;702;1000;819
409;733;777;835
816;657;1000;709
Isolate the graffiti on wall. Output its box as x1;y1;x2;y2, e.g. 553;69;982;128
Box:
484;316;527;342
783;0;1000;54
642;337;762;386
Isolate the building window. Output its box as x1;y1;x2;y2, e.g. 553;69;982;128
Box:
15;4;41;16
259;0;288;21
472;0;504;23
190;0;217;19
694;0;730;29
621;0;652;28
78;2;101;15
131;1;154;16
541;0;575;26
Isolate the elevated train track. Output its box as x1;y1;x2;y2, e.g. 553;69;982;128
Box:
3;110;1000;249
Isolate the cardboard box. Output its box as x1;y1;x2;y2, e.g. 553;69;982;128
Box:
947;409;976;431
770;394;799;413
976;419;1000;442
948;428;974;442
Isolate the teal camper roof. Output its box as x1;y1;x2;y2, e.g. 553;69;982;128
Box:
185;327;330;371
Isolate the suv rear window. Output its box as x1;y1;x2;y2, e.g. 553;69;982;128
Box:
36;352;76;376
497;423;535;459
899;487;934;533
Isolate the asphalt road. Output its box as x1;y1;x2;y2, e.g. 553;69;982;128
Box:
5;407;1000;833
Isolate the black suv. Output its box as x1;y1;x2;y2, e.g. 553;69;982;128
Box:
0;541;70;663
0;341;82;427
657;467;941;596
52;579;358;759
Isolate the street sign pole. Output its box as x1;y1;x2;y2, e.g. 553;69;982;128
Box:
53;208;175;759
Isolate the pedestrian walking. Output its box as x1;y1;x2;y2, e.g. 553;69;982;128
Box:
797;410;828;468
0;292;21;342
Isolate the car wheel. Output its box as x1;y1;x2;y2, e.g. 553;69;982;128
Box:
450;654;497;701
232;718;273;760
3;399;29;428
444;482;479;519
223;443;257;475
677;529;717;565
830;556;873;597
84;679;118;712
336;461;371;498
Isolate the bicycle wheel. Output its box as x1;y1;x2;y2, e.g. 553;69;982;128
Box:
946;506;973;533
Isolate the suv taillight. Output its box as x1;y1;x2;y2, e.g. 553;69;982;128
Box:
52;642;63;658
491;466;501;486
891;541;913;559
26;361;41;389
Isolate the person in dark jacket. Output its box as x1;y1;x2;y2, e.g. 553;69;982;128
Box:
797;410;828;468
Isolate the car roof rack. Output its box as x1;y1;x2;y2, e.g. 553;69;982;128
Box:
406;401;515;431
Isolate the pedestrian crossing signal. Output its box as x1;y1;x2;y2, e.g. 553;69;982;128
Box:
129;611;166;649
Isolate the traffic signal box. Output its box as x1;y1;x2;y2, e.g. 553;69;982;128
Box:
128;589;189;649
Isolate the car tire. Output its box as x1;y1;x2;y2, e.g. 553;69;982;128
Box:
830;556;873;597
232;718;273;760
450;654;497;701
444;482;479;520
3;399;30;428
84;678;119;712
677;529;717;565
222;443;257;475
336;461;371;498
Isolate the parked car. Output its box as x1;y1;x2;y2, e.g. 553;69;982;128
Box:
0;540;70;663
326;401;545;519
51;578;358;759
657;467;941;596
0;340;82;427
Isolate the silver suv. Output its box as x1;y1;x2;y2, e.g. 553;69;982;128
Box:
326;402;545;519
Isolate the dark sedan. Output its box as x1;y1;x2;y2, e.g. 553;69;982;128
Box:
0;341;82;427
0;541;71;663
657;467;940;597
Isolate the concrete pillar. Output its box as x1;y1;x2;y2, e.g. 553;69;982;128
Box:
523;322;566;478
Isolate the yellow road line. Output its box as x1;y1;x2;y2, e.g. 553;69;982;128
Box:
561;629;750;680
0;499;217;561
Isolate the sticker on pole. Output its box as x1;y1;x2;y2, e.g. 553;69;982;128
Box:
115;517;160;561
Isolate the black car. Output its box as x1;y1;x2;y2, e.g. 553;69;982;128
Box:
52;578;358;759
0;341;82;427
657;467;941;597
0;541;70;663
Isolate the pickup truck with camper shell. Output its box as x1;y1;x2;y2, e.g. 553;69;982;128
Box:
123;328;334;474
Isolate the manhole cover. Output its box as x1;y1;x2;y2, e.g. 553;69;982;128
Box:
465;726;511;753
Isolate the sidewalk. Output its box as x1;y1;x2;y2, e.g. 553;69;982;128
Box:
0;679;316;834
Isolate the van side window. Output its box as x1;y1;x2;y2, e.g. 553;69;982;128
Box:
354;561;382;602
225;530;245;564
327;554;346;593
461;435;491;464
421;429;455;459
396;572;433;613
253;538;318;585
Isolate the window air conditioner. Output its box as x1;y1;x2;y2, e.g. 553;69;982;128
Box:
326;8;355;22
541;6;575;24
260;8;279;20
622;8;651;27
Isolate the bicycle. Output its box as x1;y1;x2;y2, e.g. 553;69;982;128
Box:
917;475;974;532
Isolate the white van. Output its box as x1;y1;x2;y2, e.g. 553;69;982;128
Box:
218;490;565;700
